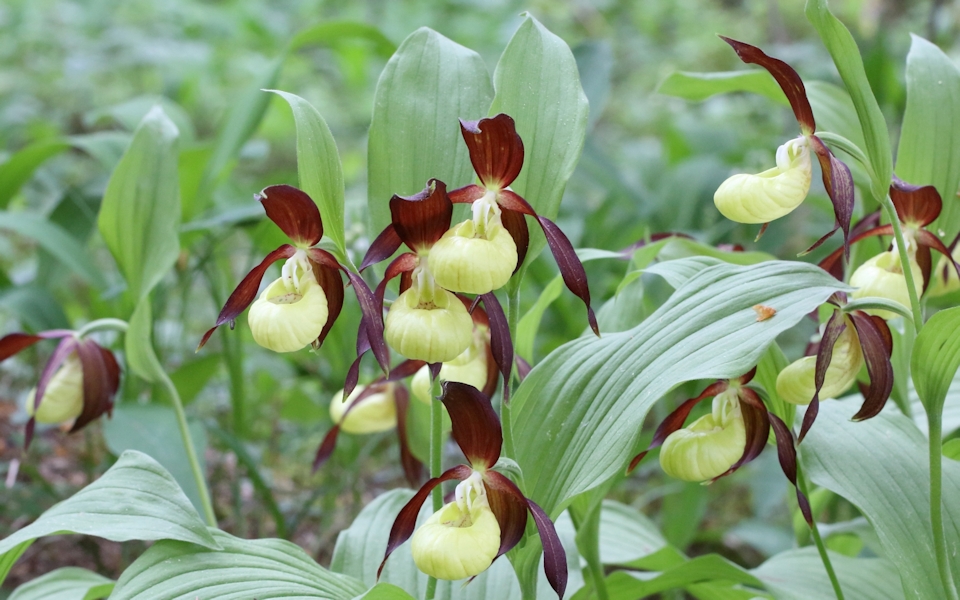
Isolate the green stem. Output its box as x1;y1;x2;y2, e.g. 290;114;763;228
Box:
796;462;844;600
223;329;246;436
425;373;444;600
160;372;217;527
75;318;129;338
927;410;960;600
880;195;923;331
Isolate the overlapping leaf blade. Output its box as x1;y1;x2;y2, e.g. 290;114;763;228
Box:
911;307;960;416
0;212;106;287
511;261;846;515
752;547;904;600
8;567;113;600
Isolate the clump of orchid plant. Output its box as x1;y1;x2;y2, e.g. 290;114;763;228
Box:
379;382;567;596
1;329;120;447
713;38;855;256
198;184;389;372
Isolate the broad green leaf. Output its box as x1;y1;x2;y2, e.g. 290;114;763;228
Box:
169;354;221;406
896;35;960;242
752;547;905;600
604;555;762;599
517;275;564;362
102;403;208;517
69;131;132;170
290;21;396;57
0;541;32;587
110;529;365;600
268;90;346;254
912;307;960;416
0;451;217;564
807;81;867;158
644;256;725;289
598;500;667;565
657;70;788;105
0;139;70;209
511;261;846;515
98;106;181;302
573;41;613;130
805;0;891;199
490;15;588;261
9;567;113;600
125;297;166;383
0;211;106;287
657;237;774;265
802;400;960;600
367;28;493;237
354;583;417;600
944;439;960;461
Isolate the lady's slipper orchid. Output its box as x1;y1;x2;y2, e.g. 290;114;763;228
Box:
1;329;120;447
930;237;960;296
198;184;389;372
379;382;567;597
411;312;497;405
314;362;423;487
628;370;813;524
776;316;863;406
446;114;598;334
715;37;855;256
819;179;960;309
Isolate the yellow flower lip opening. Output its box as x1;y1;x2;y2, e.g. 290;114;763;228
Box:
776;319;863;405
384;278;473;363
248;270;329;353
659;389;746;482
714;136;812;224
329;384;397;434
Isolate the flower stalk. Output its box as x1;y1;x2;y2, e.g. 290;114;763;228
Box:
880;194;923;331
927;409;960;600
796;460;844;600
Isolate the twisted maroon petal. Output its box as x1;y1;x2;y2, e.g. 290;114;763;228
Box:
817;222;894;280
719;36;816;134
916;229;960;282
715;387;770;479
627;381;728;473
890;178;942;227
394;385;424;487
799;310;847;442
769;413;812;526
459;114;524;190
809;136;855;260
361;224;403;271
479;292;512;404
440;381;502;469
527;498;568;599
0;330;73;361
377;464;472;579
849;313;894;422
258;184;323;247
501;207;529;274
70;341;120;433
448;184;486;205
389;179;452;251
482;471;529;558
198;244;297;350
312;263;344;349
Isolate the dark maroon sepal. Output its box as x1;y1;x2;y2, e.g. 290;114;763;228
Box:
890;178;942;227
526;498;568;599
539;216;598;335
459;114;524;190
799;310;847;442
716;387;770;479
198;244;297;350
24;418;36;449
361;225;403;271
33;336;79;419
313;263;345;350
500;207;530;274
312;423;341;472
817;223;895;280
719;36;816;134
440;382;503;469
916;245;933;292
768;413;813;526
342;268;390;375
916;229;960;282
849;312;894;421
389;179;452;251
394;385;424;487
627;381;728;473
258;184;323;247
389;359;428;381
0;330;73;361
515;355;532;382
479;292;513;403
482;470;529;558
378;464;472;579
375;253;418;309
448;184;486;205
70;341;120;432
809;136;855;260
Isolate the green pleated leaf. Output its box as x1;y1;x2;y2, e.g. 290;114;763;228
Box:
657;70;788;105
598;500;667;565
807;81;867;158
895;34;960;242
752;547;904;600
604;555;763;599
511;261;846;515
290;21;396;57
0;139;71;209
267;90;347;255
367;28;493;237
802;400;960;600
490;14;588;263
110;529;365;600
354;583;417;600
0;212;106;288
0;541;32;587
805;0;891;199
912;307;960;417
0;451;218;563
98;106;181;302
644;256;726;289
8;567;113;600
125;297;166;383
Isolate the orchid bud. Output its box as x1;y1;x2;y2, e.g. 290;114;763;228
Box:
411;474;501;580
658;389;746;482
384;285;473;363
714;136;812;224
248;273;328;353
849;249;923;320
776;322;863;405
25;352;84;425
429;219;518;295
329;384;397;434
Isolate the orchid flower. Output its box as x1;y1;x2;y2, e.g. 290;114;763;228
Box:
714;38;855;257
378;382;567;597
197;184;389;373
1;329;120;448
628;369;813;525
